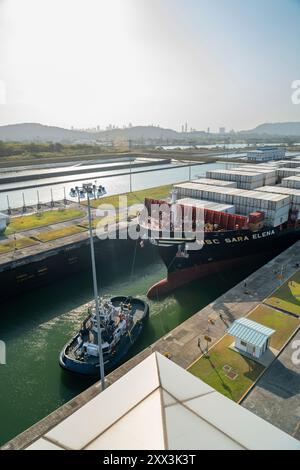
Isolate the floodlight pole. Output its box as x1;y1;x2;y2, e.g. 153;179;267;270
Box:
87;196;106;391
129;159;132;193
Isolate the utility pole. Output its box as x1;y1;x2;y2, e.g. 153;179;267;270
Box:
63;187;67;206
6;195;11;215
87;196;106;391
129;159;132;193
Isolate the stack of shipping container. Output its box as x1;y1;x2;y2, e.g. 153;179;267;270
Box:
282;176;300;190
174;182;290;227
176;197;236;214
255;185;300;215
205;169;264;190
192;178;237;188
276;160;300;168
233;165;277;185
276;167;300;181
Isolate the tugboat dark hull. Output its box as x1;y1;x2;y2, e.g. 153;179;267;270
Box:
59;296;149;376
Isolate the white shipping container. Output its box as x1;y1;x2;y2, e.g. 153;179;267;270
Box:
192;178;237;188
176;198;236;214
282;176;300;190
207;169;263;179
255;186;300;209
236;167;277;186
274;160;300;168
236;166;276;176
174;183;290;224
206;169;264;190
276;168;300;181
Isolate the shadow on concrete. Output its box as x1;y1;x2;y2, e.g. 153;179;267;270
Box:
254;359;300;399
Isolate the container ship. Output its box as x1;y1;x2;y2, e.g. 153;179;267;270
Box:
145;157;300;298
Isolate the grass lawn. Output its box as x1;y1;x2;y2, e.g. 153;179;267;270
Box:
79;214;122;230
5;208;85;234
84;184;173;209
34;225;87;242
248;304;300;350
188;336;265;402
264;271;300;317
0;237;38;253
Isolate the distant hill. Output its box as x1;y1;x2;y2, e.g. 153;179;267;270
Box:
96;126;180;141
1;121;300;143
0;123;92;143
245;122;300;136
0;123;186;143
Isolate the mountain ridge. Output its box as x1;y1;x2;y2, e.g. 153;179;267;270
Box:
0;121;300;142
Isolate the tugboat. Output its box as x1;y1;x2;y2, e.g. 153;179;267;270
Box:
59;296;149;376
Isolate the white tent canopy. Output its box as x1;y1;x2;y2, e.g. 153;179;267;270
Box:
27;352;300;450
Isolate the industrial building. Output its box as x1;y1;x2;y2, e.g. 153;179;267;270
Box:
227;318;275;360
247;147;286;162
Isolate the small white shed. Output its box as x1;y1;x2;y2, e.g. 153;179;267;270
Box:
227;318;275;359
0;213;9;232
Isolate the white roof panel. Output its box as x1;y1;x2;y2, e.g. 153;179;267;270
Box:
26;352;300;451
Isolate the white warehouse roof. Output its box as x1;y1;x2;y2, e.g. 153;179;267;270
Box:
26;353;300;450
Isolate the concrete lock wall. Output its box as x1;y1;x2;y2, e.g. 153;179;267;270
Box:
0;340;6;365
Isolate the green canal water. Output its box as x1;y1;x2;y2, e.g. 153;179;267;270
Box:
0;244;264;446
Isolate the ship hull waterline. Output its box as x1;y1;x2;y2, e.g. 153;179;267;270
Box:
147;225;300;298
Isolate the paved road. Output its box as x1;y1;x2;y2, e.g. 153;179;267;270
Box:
242;330;300;441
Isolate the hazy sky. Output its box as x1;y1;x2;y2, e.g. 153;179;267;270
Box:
0;0;300;131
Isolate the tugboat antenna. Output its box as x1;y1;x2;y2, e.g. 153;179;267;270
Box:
87;196;106;391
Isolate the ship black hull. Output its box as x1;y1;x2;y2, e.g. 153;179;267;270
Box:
147;226;300;298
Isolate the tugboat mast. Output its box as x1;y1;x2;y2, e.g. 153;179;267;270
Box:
87;196;106;390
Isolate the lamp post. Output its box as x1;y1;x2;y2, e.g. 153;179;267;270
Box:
129;159;132;193
63;187;67;206
22;193;26;213
6;195;11;215
87;196;106;391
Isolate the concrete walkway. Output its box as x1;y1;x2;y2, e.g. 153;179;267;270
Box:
242;329;300;441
